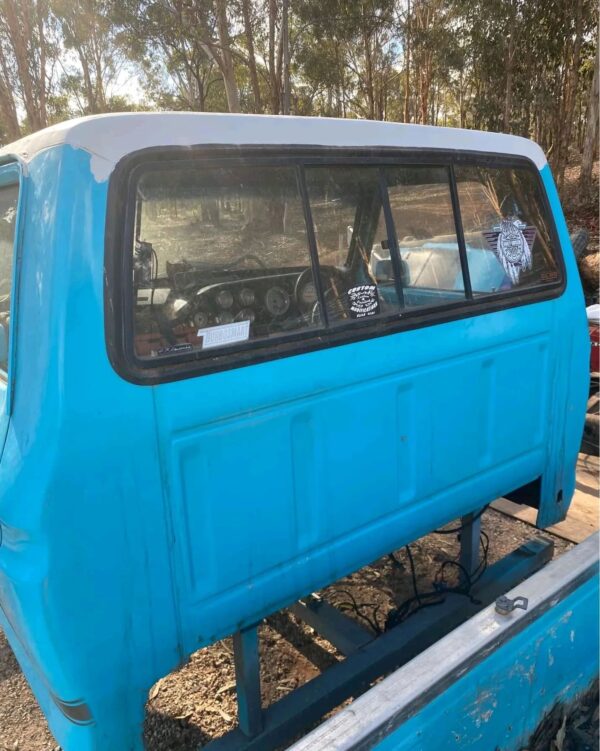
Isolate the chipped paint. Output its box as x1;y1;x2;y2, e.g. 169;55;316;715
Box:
467;688;499;728
508;660;536;684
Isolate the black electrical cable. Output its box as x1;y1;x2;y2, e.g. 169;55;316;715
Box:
327;517;491;634
332;588;384;634
385;524;490;630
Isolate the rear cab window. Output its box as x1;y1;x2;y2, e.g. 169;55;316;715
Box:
108;151;563;382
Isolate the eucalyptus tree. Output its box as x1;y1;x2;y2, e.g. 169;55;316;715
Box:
0;0;59;134
294;0;399;120
117;0;241;112
53;0;124;113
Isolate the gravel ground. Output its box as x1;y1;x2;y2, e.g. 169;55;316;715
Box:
0;508;576;751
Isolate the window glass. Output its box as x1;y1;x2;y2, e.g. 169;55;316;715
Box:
132;165;321;358
123;157;562;372
455;166;560;294
304;166;401;323
0;183;18;375
383;166;465;308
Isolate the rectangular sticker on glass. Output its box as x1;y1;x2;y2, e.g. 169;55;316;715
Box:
197;320;251;349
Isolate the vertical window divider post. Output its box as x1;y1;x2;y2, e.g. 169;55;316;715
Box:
378;168;405;309
297;164;330;328
449;163;473;300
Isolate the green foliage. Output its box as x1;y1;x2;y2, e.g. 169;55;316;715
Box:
0;0;596;183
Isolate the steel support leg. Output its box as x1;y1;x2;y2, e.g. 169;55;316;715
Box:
458;512;482;587
233;626;263;737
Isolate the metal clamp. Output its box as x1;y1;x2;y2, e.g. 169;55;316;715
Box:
495;595;529;616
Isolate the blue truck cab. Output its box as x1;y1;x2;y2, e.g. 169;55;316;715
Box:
0;113;589;750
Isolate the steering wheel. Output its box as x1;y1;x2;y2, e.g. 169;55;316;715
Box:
294;266;351;325
311;287;351;326
294;267;316;308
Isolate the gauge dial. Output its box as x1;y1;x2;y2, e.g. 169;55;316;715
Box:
239;287;255;306
300;281;318;308
236;308;256;323
265;286;291;317
193;310;209;328
215;310;234;325
215;289;234;309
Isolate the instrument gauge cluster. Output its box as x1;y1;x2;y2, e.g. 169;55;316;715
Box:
215;310;234;325
239;287;255;307
264;286;291;317
189;273;304;333
215;289;234;309
299;281;318;308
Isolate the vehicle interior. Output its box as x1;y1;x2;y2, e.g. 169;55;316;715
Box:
131;163;476;359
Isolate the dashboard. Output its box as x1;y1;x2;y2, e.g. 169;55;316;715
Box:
179;272;318;332
134;267;323;356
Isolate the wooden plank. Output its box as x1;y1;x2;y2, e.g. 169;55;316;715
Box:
491;452;599;544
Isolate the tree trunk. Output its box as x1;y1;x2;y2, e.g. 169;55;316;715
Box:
0;47;21;140
214;0;240;113
268;0;280;113
419;54;431;124
36;0;47;126
580;50;599;199
363;26;375;120
503;32;514;131
458;68;465;129
282;0;290;115
2;0;47;131
403;0;411;123
91;35;107;111
241;0;262;113
558;0;583;187
77;47;97;113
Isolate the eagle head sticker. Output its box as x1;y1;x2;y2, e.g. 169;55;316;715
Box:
348;284;380;318
482;217;536;284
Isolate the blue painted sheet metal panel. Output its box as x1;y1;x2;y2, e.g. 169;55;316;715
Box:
536;164;590;527
0;145;177;749
0;144;590;751
156;325;554;649
373;573;599;751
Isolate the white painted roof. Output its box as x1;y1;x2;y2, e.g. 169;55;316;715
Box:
0;112;547;182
